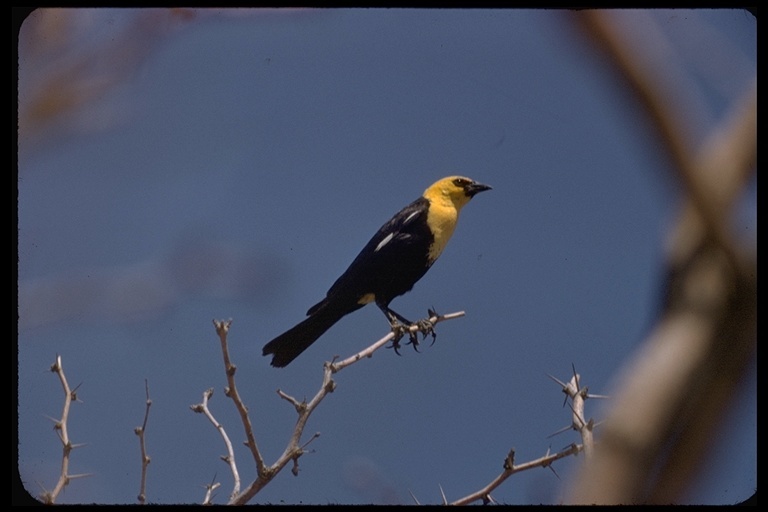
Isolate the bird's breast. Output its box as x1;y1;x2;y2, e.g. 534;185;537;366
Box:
425;201;458;263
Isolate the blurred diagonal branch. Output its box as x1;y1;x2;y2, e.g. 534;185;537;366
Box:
17;8;197;156
566;10;756;505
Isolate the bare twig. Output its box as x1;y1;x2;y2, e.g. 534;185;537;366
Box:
190;388;241;502
207;312;464;505
202;479;221;506
134;379;152;504
213;319;266;476
330;310;465;371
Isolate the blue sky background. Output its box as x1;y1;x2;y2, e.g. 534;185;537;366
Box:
16;8;755;505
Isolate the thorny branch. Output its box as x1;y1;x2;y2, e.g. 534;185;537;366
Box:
202;311;463;505
548;366;609;461
445;369;602;505
450;444;583;506
42;355;90;504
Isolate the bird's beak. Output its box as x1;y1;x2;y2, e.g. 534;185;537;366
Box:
466;181;492;197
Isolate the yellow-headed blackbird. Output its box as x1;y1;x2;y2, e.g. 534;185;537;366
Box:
262;176;491;367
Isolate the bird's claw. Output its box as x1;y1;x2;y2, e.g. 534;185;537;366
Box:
387;310;438;355
423;308;438;346
405;329;421;352
388;320;408;355
416;317;437;347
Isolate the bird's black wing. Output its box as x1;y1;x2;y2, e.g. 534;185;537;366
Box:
313;196;434;311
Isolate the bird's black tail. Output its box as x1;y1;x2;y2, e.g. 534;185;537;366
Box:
262;303;348;367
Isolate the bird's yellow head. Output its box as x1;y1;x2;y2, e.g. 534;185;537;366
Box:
423;176;492;211
421;176;491;263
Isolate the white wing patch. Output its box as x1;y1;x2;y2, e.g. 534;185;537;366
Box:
403;211;420;224
374;232;395;253
374;210;420;253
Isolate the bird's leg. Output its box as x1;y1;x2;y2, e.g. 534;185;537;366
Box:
377;304;417;354
386;307;413;326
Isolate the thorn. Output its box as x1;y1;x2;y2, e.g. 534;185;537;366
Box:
438;483;448;505
546;373;568;388
547;425;572;438
567;402;587;429
301;432;321;449
43;414;59;425
68;472;94;480
503;448;515;470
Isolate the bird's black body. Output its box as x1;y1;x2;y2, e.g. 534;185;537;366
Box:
311;197;434;314
262;176;490;367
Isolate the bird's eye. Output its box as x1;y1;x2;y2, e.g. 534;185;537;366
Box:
453;178;469;187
